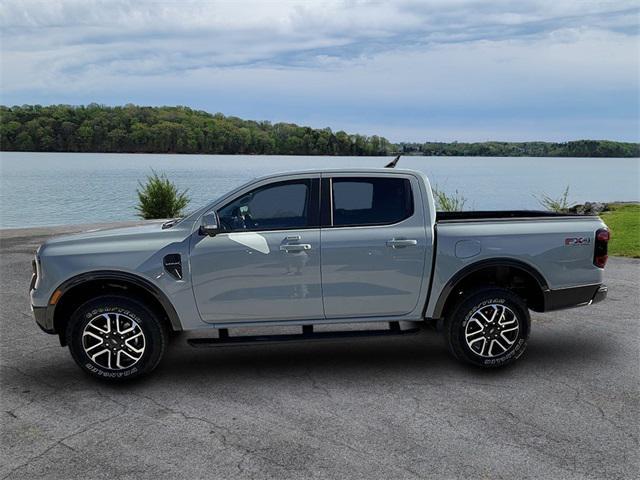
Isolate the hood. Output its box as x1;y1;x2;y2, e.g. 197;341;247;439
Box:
44;222;167;245
35;220;195;284
38;221;196;258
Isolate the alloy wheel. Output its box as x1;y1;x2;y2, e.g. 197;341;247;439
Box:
82;312;146;370
464;303;520;358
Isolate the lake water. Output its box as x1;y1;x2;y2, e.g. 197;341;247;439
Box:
0;152;638;229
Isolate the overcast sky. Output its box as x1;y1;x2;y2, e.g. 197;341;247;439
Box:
1;0;638;142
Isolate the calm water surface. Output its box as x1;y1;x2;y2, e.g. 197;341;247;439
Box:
1;152;638;228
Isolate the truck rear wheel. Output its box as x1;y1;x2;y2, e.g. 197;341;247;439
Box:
66;295;168;381
445;288;530;368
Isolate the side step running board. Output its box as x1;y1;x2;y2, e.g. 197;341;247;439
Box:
187;321;420;348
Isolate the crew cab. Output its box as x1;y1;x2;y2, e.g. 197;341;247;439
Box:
30;168;609;380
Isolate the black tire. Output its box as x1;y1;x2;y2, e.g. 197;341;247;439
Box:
66;295;168;381
445;288;530;368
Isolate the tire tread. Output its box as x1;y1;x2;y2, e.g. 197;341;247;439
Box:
65;294;168;381
444;287;530;368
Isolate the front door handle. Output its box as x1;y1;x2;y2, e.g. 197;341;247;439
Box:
280;244;312;252
386;239;418;248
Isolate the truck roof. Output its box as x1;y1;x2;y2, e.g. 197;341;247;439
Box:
255;167;425;179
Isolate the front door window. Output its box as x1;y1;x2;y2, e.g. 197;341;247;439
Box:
218;180;312;232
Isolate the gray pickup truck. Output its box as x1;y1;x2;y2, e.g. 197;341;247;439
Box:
30;168;609;380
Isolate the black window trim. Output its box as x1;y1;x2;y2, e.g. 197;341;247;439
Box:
321;176;415;229
217;178;320;233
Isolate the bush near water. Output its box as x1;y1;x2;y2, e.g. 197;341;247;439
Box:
136;171;190;220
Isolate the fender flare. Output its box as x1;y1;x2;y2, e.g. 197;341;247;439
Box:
430;258;550;318
48;270;182;332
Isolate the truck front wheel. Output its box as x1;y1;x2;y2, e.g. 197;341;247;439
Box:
66;295;168;381
445;288;530;368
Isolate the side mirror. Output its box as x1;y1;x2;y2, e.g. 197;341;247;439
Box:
199;212;220;236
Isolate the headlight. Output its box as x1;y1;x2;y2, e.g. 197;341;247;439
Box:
31;251;41;290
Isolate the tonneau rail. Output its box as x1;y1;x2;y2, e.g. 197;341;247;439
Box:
436;210;597;223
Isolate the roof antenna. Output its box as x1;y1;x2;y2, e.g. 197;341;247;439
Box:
385;154;401;168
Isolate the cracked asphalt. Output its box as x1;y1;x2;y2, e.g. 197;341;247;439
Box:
1;224;639;479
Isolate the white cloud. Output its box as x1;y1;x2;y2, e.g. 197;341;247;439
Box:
0;0;638;141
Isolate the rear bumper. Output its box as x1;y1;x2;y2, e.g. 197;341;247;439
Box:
591;285;608;304
32;305;55;334
543;284;607;312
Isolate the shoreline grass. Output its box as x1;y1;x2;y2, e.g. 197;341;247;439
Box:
600;203;640;258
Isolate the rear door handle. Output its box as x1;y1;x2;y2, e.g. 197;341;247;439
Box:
386;239;418;248
280;244;311;252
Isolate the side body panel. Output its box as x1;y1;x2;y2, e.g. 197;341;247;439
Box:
424;216;607;318
190;229;323;322
320;172;433;318
30;223;206;330
189;173;324;323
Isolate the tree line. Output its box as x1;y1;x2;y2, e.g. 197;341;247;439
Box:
1;104;638;157
0;104;391;156
397;140;639;157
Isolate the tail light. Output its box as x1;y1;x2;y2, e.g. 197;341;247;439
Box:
593;228;610;268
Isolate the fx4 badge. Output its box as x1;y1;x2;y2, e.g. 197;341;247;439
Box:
565;237;592;246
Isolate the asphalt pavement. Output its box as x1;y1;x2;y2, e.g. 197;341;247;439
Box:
1;224;638;479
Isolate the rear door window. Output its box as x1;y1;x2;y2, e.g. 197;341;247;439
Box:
331;177;413;226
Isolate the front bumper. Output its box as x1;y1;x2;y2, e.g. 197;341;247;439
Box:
543;284;607;311
30;250;54;334
32;305;55;334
